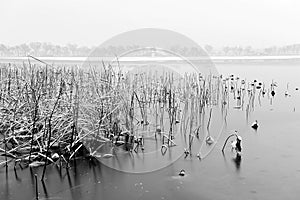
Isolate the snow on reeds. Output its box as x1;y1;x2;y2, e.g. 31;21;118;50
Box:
0;61;268;174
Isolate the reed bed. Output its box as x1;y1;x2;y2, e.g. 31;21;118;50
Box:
0;61;271;175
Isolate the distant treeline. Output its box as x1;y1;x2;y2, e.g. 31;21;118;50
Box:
0;42;300;57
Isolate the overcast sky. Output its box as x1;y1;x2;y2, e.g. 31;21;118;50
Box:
1;0;299;48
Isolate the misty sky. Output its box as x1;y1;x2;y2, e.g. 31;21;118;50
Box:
1;0;299;48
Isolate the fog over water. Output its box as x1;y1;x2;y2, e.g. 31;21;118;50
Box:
1;0;300;47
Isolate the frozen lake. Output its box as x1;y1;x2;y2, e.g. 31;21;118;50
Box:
1;62;300;200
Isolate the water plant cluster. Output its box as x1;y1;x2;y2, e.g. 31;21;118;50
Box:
0;61;274;180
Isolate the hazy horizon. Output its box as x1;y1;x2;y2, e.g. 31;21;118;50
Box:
1;0;300;48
